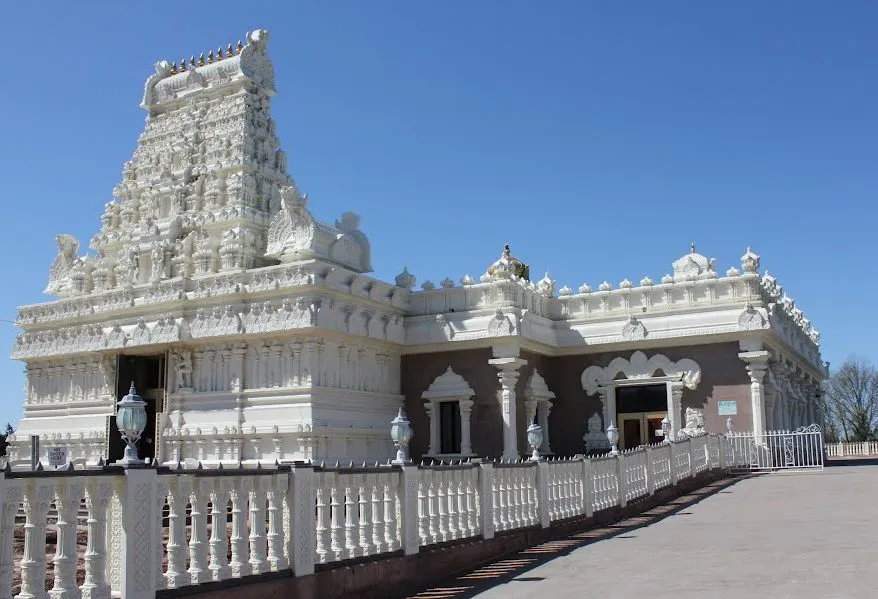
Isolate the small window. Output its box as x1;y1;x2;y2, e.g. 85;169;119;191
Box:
439;401;462;454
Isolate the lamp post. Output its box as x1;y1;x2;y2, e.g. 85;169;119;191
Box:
115;382;148;466
661;416;672;445
526;423;543;461
390;408;413;464
726;416;734;435
606;423;619;456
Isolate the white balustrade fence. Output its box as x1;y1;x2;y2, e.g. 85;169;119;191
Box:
826;441;878;458
2;435;731;599
726;425;824;471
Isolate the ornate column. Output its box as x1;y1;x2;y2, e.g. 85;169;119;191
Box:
488;357;527;461
424;400;439;455
537;401;552;453
739;350;771;437
459;398;474;455
666;382;684;439
763;386;776;431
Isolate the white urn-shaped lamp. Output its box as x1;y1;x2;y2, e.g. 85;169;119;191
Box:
607;423;619;456
391;408;413;464
526;423;543;461
661;417;672;445
726;416;734;435
116;382;148;465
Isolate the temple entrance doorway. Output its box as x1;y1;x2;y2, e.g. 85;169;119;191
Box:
616;384;667;450
109;353;166;463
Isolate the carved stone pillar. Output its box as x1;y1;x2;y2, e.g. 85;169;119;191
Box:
740;350;770;437
666;382;684;439
424;400;438;456
459;399;474;456
231;343;246;393
764;387;776;431
537;401;552;453
489;357;527;461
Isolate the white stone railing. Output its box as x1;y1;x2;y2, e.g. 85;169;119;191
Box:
825;441;878;458
3;436;731;598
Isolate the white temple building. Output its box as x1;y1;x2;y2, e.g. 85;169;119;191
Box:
7;31;826;466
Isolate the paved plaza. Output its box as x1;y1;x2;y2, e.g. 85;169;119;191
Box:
411;466;878;599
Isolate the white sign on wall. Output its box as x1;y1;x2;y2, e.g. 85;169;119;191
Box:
47;446;68;467
718;401;738;416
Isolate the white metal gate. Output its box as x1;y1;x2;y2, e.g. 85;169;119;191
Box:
727;425;824;471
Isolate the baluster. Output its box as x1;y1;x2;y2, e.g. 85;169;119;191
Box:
189;480;211;584
513;470;524;528
343;479;359;558
266;475;288;570
208;483;231;581
19;479;53;599
248;478;268;574
80;478;113;599
428;476;440;544
329;477;344;561
51;479;84;598
154;479;169;591
466;470;478;537
437;473;449;541
315;485;330;563
358;475;374;556
229;479;252;577
384;473;398;551
371;476;385;552
417;475;429;545
0;481;22;599
495;470;506;531
165;478;189;587
454;470;465;539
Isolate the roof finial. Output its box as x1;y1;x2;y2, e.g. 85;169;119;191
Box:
198;53;205;66
207;50;214;63
236;40;244;53
503;243;511;256
690;242;696;254
228;43;234;56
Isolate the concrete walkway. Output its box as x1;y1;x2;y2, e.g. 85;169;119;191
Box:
410;466;878;599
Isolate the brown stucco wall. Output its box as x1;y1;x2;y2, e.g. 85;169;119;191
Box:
402;342;751;460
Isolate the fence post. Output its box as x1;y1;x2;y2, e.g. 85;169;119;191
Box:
645;446;655;495
669;444;678;485
536;461;550;528
688;440;695;478
117;467;159;599
583;457;594;518
616;454;627;508
288;463;315;576
477;461;495;540
399;465;421;555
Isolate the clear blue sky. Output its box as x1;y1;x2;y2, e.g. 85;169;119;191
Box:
0;2;875;426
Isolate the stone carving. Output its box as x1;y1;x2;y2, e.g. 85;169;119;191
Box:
434;314;454;341
173;350;193;390
737;303;768;330
582;351;701;395
583;412;609;453
672;243;717;281
621;315;647;340
482;244;529;282
677;407;706;439
45;234;82;296
535;272;556;297
487;308;515;337
740;246;760;273
394;267;415;290
266;185;315;259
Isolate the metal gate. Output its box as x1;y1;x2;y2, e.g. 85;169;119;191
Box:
727;425;824;471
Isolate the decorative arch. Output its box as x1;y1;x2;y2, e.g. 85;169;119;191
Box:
580;351;702;443
523;370;555;453
582;351;701;395
422;367;475;457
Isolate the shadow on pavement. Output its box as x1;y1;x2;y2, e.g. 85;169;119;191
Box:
399;475;747;599
826;457;878;467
